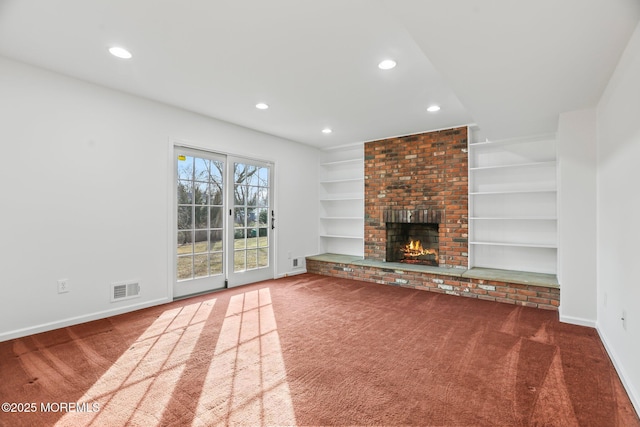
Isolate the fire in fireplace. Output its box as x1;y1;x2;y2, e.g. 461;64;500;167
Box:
386;223;439;266
403;239;438;263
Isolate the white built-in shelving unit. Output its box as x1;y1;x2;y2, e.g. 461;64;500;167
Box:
319;145;364;256
468;134;558;274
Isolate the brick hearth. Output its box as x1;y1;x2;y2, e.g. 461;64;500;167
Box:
306;254;560;310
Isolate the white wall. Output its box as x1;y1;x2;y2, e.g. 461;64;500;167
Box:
596;21;640;413
557;108;597;326
0;56;320;341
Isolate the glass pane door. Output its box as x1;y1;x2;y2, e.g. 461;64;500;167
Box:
227;158;274;287
174;149;226;297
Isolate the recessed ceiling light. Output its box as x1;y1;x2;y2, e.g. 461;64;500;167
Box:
108;46;132;59
427;105;441;112
256;103;269;110
322;128;332;134
378;59;397;70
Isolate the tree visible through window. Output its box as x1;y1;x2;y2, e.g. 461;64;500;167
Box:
233;162;269;272
177;155;224;280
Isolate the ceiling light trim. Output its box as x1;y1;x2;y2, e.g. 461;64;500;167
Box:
378;59;397;70
108;46;132;59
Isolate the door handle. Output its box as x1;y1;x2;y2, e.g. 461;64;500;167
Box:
271;210;275;230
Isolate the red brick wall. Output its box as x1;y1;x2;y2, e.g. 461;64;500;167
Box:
364;127;468;268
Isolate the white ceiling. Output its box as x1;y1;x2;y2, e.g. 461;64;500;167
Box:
1;0;638;148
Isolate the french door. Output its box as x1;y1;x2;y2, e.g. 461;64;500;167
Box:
226;157;274;287
174;148;274;298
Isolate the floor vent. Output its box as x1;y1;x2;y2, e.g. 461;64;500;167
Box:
111;281;140;302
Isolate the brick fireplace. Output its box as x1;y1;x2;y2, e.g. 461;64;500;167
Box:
307;126;560;311
365;127;468;268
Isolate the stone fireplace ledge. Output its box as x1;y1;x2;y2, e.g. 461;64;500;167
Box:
306;253;559;289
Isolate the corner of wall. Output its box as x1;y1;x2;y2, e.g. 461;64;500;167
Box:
596;323;640;416
557;109;598;323
558;310;596;328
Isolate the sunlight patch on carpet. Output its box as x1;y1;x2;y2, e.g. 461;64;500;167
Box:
55;298;216;426
193;287;296;426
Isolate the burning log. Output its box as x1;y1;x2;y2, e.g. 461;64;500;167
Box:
403;240;438;263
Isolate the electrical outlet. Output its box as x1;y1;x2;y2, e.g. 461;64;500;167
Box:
57;279;69;294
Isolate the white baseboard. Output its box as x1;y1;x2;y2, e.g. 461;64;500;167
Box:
596;324;640;417
559;313;596;328
275;269;307;279
0;297;171;343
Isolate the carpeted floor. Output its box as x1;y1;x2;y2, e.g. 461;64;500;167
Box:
0;273;638;426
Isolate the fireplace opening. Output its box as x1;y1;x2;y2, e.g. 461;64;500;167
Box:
386;223;439;266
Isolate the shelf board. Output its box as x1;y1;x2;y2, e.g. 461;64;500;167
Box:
320;158;364;167
320;196;364;201
320;216;364;220
469;217;557;220
320;177;364;184
320;234;364;239
470;241;557;249
469;160;556;171
468;134;556;147
469;189;556;195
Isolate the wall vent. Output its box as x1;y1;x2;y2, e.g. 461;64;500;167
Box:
292;257;304;269
111;281;140;302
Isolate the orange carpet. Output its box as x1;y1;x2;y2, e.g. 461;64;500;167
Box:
0;273;637;426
